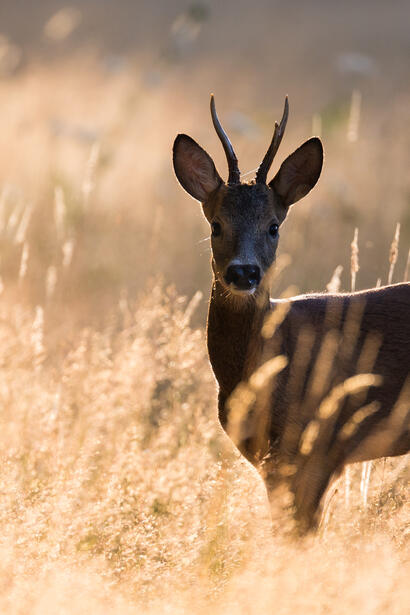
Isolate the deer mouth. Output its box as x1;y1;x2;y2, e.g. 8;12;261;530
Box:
218;275;260;297
228;285;257;297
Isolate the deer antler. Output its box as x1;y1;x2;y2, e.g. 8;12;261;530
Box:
256;96;289;184
210;94;240;185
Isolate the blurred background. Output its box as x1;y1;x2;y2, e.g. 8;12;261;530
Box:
0;4;409;612
0;0;409;327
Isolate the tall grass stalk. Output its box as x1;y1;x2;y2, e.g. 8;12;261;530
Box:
388;223;400;285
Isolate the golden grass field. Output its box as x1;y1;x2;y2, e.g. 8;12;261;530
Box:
0;2;409;613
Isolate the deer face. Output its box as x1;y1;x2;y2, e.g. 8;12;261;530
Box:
204;182;282;295
173;98;323;296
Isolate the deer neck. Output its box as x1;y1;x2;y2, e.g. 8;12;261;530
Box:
207;279;270;427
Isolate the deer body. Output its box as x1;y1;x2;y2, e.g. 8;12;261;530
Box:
209;282;410;464
173;96;410;531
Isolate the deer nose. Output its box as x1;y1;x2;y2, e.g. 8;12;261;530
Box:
224;264;261;290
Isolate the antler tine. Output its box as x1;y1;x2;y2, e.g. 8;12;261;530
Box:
256;96;289;184
210;94;241;185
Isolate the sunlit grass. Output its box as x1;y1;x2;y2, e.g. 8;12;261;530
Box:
0;281;408;613
0;53;408;614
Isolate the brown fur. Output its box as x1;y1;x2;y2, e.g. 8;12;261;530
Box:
173;102;410;533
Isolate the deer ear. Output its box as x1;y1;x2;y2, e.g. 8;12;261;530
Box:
269;137;323;207
173;134;222;202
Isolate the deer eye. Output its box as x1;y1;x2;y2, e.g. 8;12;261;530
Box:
211;221;222;237
269;223;279;237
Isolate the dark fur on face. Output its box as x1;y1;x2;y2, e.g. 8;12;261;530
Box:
173;131;323;296
205;183;282;294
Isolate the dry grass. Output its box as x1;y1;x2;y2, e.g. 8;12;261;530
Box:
0;282;408;614
0;10;409;611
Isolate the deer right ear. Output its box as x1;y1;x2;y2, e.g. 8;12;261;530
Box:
269;137;323;208
173;134;222;202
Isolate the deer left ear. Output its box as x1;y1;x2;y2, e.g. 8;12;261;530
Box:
269;137;323;207
173;134;222;203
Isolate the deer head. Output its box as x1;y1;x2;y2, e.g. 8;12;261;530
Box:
173;96;323;297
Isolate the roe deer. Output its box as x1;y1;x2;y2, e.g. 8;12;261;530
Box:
173;96;410;533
